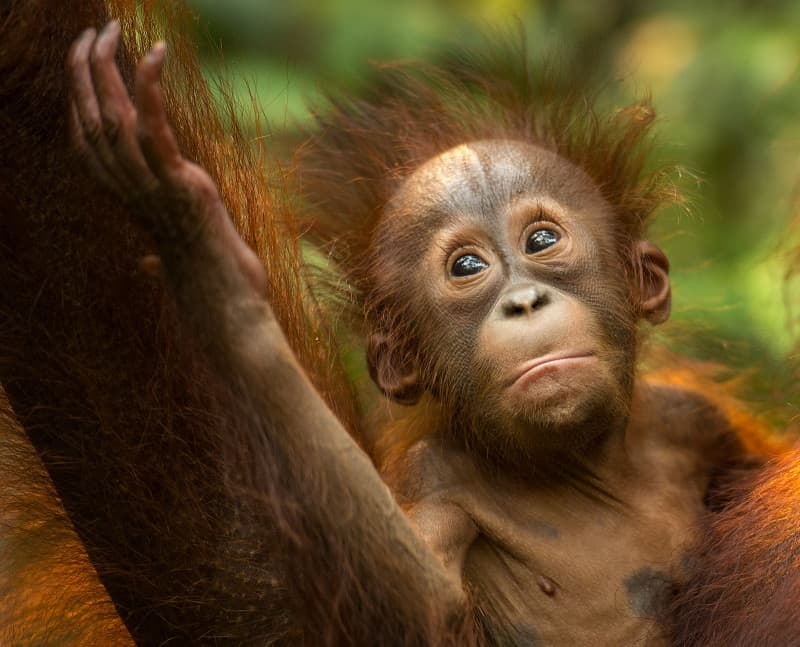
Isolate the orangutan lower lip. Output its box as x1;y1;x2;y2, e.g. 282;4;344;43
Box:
508;353;596;388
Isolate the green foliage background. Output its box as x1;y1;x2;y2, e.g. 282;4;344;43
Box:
187;0;800;404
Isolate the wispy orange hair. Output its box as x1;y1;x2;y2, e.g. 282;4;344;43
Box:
299;37;676;321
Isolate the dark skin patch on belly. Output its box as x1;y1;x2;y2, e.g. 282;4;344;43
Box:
624;567;675;618
526;518;560;540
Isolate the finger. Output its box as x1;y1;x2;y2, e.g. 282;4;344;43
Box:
68;100;126;195
90;20;155;191
66;27;100;149
67;28;122;183
89;21;131;145
134;43;184;181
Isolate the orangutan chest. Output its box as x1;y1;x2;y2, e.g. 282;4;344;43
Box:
460;483;705;646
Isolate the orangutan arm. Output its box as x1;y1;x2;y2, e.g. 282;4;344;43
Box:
66;19;466;640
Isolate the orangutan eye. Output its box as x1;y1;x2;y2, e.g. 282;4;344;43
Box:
525;229;560;254
451;254;489;277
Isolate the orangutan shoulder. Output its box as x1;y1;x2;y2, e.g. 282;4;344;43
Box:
641;381;746;465
384;437;479;508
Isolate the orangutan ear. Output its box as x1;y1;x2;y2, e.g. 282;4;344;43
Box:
367;332;423;405
635;240;671;325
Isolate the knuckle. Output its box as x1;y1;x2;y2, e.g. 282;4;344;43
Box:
141;175;160;195
135;123;152;145
186;179;221;210
119;108;138;134
70;137;91;160
170;164;202;189
135;129;157;158
195;176;220;203
101;114;121;143
83;119;104;146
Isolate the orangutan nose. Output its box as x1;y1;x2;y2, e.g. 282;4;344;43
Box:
499;284;549;318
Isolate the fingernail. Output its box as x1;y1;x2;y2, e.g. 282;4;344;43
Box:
148;41;166;60
105;20;120;35
80;27;97;40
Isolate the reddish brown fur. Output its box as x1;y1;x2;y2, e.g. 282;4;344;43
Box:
646;363;799;647
1;1;442;645
0;390;133;644
669;449;800;646
1;1;800;646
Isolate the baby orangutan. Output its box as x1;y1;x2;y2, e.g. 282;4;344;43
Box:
367;140;744;644
7;11;778;645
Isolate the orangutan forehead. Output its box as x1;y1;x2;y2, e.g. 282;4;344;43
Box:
384;140;594;229
399;141;540;213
